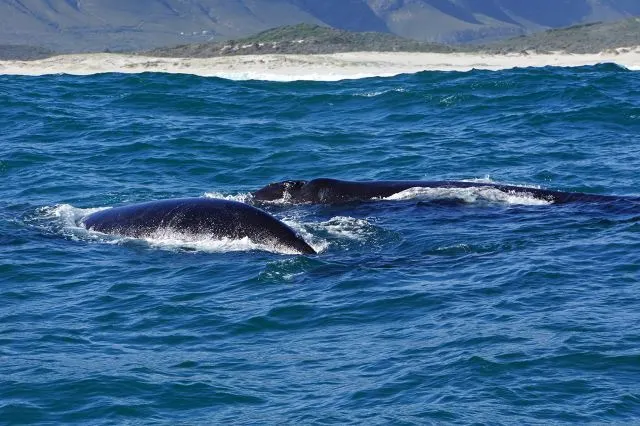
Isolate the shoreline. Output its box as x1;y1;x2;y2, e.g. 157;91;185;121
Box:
1;49;639;81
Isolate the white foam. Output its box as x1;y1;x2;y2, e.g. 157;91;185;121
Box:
460;176;542;190
138;230;303;255
204;189;306;206
435;243;472;253
384;186;552;205
460;175;495;184
38;204;111;241
316;216;375;240
276;215;378;253
42;203;108;225
355;88;408;97
203;191;252;203
281;217;329;253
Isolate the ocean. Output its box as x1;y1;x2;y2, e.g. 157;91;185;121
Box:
2;64;640;423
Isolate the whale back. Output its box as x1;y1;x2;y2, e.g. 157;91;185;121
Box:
254;178;443;203
300;179;428;203
255;178;627;205
83;198;316;254
252;180;307;201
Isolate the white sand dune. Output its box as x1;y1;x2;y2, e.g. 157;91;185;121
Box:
1;49;639;81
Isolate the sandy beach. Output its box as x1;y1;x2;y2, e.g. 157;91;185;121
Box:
1;49;639;81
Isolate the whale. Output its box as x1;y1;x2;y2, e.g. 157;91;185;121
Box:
81;198;316;254
252;178;626;204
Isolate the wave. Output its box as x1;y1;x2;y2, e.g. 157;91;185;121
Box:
353;88;408;98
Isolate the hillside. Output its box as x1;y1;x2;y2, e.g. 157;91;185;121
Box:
369;0;640;44
0;44;55;61
483;17;640;54
145;24;457;57
0;0;639;52
146;19;640;58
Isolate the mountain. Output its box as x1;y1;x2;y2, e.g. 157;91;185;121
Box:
366;0;640;43
0;0;639;52
0;0;322;52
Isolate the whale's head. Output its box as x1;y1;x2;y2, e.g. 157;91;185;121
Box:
253;180;308;202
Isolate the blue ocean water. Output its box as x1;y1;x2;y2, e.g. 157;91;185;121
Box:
2;64;640;424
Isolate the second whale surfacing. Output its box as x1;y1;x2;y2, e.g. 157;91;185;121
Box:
252;178;627;204
81;198;316;255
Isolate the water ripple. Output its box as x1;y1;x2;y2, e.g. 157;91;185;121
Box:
1;66;640;423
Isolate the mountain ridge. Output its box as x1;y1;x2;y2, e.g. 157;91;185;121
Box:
0;0;639;52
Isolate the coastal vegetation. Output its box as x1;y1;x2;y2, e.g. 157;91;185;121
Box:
144;24;457;57
146;19;640;57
